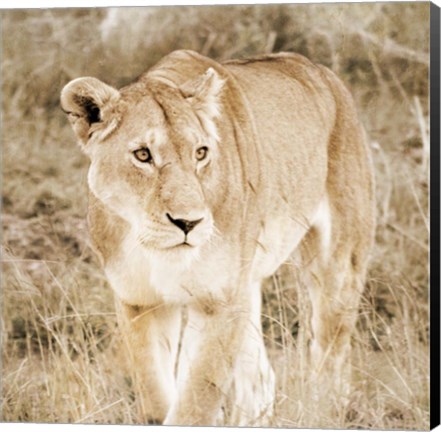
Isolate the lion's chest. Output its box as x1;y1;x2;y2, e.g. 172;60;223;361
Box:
104;234;234;307
104;249;193;306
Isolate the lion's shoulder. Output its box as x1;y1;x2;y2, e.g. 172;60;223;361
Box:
144;50;221;86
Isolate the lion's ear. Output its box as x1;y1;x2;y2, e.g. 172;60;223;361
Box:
60;77;120;147
180;68;225;139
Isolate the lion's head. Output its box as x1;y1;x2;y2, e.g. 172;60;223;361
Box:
61;67;226;257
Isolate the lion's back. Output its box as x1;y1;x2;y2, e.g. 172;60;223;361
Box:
224;52;375;271
221;53;338;211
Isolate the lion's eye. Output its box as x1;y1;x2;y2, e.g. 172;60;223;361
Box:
133;148;152;163
195;146;209;161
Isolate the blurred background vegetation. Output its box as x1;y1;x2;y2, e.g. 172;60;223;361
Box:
1;3;430;429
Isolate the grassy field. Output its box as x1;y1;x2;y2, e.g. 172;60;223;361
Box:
1;3;430;429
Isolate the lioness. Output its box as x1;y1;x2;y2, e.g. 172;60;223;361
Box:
61;50;375;426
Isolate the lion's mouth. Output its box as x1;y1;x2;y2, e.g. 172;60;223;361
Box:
167;241;195;250
140;239;197;251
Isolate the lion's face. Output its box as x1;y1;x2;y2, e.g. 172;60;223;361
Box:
61;69;225;256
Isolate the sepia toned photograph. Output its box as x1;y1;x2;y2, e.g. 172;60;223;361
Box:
1;2;435;430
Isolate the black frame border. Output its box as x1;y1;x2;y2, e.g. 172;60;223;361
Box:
430;1;440;429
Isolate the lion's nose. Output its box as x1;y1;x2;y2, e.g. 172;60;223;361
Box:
166;213;204;235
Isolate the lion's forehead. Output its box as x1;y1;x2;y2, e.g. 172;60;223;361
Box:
142;128;168;147
118;94;165;129
116;104;203;154
120;124;201;156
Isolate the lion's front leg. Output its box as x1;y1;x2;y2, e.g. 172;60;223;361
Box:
116;299;181;424
163;303;248;426
228;282;275;426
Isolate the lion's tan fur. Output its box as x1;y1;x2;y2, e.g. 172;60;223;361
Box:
61;50;375;426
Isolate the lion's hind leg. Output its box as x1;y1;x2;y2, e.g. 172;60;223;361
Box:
300;208;370;425
298;77;375;423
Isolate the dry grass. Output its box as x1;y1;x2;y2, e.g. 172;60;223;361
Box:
1;3;430;429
